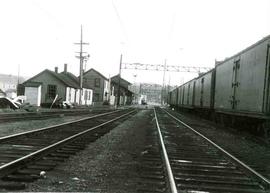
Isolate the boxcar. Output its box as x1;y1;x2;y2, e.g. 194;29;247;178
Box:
180;79;196;108
214;35;270;136
167;35;270;138
170;87;178;107
193;69;215;114
215;36;270;115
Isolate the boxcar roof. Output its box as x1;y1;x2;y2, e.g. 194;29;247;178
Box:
216;34;270;67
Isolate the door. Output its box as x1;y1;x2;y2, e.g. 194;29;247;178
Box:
187;84;190;105
264;44;270;113
231;58;241;109
200;78;204;107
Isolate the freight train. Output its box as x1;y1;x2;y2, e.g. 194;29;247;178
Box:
167;35;270;139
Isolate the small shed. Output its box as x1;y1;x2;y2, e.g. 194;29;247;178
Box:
24;82;42;106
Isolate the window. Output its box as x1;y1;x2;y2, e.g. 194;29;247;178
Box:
47;85;57;99
94;78;100;87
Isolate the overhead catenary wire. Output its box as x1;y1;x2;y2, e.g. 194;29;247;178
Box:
111;0;128;43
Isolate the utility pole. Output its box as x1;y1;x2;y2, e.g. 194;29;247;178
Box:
74;25;89;105
117;54;122;107
161;59;167;105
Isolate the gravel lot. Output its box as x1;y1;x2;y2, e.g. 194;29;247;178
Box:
24;109;153;192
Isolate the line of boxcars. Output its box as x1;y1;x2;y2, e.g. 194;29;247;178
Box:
168;35;270;139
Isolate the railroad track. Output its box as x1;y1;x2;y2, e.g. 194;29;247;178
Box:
138;107;270;193
0;108;137;191
0;108;114;123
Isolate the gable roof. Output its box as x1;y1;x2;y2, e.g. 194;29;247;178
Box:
83;68;108;81
111;74;133;92
23;81;42;87
24;69;80;89
111;74;131;85
61;71;93;89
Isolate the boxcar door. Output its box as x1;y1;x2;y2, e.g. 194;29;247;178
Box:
264;44;270;113
187;84;190;105
200;78;204;107
182;87;185;105
192;81;196;106
231;58;241;109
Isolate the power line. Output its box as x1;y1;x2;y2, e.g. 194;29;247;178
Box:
111;0;128;42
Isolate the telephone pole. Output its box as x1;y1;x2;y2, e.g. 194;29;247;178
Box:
74;25;89;105
117;54;122;106
161;59;167;105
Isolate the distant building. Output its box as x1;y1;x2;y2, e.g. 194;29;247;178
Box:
5;89;17;99
139;83;162;104
0;74;26;98
82;68;110;105
111;74;133;105
22;64;93;107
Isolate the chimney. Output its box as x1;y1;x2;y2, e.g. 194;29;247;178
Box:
55;67;58;73
64;63;67;73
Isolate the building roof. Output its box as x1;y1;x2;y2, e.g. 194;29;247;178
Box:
83;68;108;81
23;81;42;87
24;69;81;89
61;71;93;89
111;74;132;88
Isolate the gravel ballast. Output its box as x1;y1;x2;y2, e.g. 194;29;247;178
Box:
24;109;153;192
0;114;99;138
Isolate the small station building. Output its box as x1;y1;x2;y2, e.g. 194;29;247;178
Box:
22;64;93;107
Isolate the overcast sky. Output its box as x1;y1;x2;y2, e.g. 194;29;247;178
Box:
0;0;269;85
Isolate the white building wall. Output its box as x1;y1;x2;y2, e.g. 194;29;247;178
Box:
74;89;80;104
25;86;41;106
37;86;41;106
65;87;76;103
81;88;93;105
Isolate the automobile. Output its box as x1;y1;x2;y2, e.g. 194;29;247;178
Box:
0;97;19;109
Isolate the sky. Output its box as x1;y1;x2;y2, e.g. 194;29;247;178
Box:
0;0;269;86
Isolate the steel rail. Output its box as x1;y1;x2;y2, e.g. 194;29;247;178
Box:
0;109;136;176
0;109;124;142
0;109;94;122
153;107;178;193
162;108;270;189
